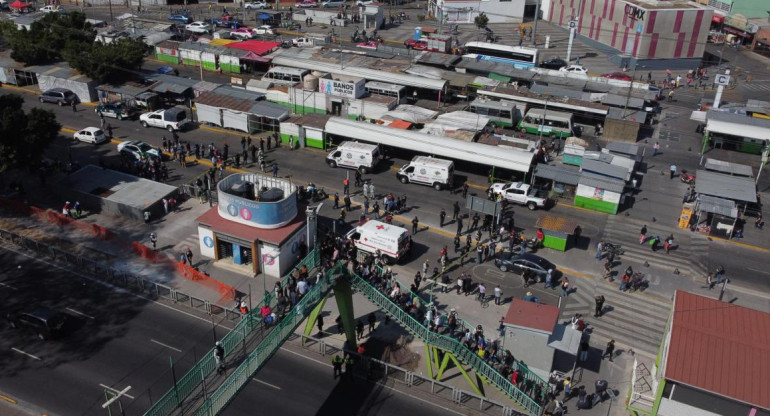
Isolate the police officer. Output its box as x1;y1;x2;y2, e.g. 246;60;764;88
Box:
344;355;355;380
332;355;344;378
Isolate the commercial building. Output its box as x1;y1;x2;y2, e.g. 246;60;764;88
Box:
548;0;713;69
632;291;770;416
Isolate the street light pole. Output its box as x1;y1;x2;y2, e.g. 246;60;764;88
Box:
531;0;540;46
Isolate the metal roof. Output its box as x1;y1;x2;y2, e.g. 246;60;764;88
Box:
533;163;581;185
415;51;461;67
502;299;560;334
694;170;757;203
605;141;640;158
602;94;644;109
578;172;626;193
292;113;330;130
696;194;738;217
706;110;770;141
453;58;536;81
195;90;259;112
606;107;647;124
97;82;153;97
529;83;585;100
151;82;190;95
580;158;629;181
704;158;753;178
665;291;770;409
212;86;264;100
249;101;289;120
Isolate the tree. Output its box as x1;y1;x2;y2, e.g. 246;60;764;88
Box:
0;12;95;65
64;38;150;84
474;13;489;29
0;94;61;173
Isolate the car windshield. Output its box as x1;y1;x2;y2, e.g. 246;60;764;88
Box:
94;129;104;135
137;143;153;152
533;257;555;270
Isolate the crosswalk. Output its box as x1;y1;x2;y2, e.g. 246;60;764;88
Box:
739;82;770;92
602;215;710;280
559;277;671;357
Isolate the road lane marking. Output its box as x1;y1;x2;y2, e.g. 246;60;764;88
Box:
66;307;95;320
748;267;770;275
0;393;18;404
11;348;42;361
0;282;18;290
99;384;135;400
150;339;183;353
252;378;281;389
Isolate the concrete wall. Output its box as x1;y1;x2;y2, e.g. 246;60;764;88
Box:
548;0;712;60
436;0;526;23
504;326;555;375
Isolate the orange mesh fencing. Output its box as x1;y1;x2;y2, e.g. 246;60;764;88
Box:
176;261;237;300
132;241;168;264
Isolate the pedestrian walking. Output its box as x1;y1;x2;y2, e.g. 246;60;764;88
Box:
367;312;376;334
667;89;674;102
669;163;676;179
333;192;340;209
476;244;483;264
471;212;480;230
412;216;419;234
715;265;726;284
317;314;324;335
185;247;194;265
368;182;375;199
362;182;369;199
706;273;715;290
272;162;279;177
354;170;362;187
494;285;502;305
653;141;660;156
356;320;364;340
363;198;370;215
344;194;352;211
214;341;225;374
452;201;460;220
595;240;604;261
478;283;486;302
639;225;648;244
560;278;569;297
439;208;446;227
579;339;589;362
462;182;469;199
594;295;605;317
602;340;615;361
544;268;553;289
71;101;77;112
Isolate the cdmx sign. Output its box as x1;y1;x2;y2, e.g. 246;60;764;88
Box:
624;4;645;21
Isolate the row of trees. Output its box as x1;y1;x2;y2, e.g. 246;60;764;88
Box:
0;12;147;84
0;94;60;174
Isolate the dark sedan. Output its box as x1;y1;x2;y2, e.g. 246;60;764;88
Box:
539;57;568;70
494;252;556;278
7;307;68;340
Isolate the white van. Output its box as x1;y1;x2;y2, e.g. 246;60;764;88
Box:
321;0;345;7
396;156;454;190
346;220;411;263
326;141;381;174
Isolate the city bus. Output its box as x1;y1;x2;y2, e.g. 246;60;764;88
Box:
365;81;407;103
467;98;518;128
262;66;310;86
517;108;576;138
461;42;539;69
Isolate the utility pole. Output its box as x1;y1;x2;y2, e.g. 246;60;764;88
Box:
108;0;114;22
566;0;582;62
531;0;540;46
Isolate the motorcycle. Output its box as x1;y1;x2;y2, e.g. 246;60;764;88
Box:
628;272;648;292
603;242;624;256
680;170;695;185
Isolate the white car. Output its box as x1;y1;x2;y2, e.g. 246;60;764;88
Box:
291;37;313;47
559;65;588;74
244;1;267;9
73;127;107;144
40;5;61;13
356;0;376;5
117;140;162;161
185;21;212;34
253;25;274;35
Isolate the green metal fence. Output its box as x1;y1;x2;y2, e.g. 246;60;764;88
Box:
348;272;544;416
192;262;345;416
143;248;321;416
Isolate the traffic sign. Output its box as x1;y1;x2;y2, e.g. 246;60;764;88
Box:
715;74;731;86
568;20;577;29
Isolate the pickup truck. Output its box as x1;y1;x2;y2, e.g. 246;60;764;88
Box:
139;108;191;132
488;182;548;210
291;37;313;47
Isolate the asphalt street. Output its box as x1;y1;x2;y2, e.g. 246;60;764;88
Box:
0;245;236;416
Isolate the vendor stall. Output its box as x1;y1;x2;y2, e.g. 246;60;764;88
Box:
575;173;626;214
692;195;739;239
562;137;589;166
534;213;579;251
533;164;581;200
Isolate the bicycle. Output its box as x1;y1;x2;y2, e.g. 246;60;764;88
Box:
478;294;490;308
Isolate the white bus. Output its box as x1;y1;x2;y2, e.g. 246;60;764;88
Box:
461;42;539;69
365;81;407;103
262;66;310;86
468;99;517;128
518;108;576;139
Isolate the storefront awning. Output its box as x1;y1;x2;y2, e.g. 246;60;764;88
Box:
712;15;724;24
696;195;738;218
694;170;757;203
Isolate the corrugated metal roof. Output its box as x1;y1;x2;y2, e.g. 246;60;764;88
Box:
696;195;738;217
704;158;753;178
415;51;461;67
578;172;626;193
605;141;640;158
580;159;629;181
249;101;289;120
212;86;264;100
151;82;190;95
453;58;536;81
707;109;770;129
529;83;585;100
533;163;581;185
602;94;644;109
294;113;330;130
694;170;757;202
97;82;153;97
606;107;647;124
666;291;770;409
195;90;259;112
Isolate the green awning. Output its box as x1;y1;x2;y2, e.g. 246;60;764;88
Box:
488;72;511;83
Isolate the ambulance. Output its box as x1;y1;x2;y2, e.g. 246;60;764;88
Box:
396;156;454;190
326;141;381;174
346;219;411;264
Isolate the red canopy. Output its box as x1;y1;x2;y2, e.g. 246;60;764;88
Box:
224;41;281;56
10;1;31;8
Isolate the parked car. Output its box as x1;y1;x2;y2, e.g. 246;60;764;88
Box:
321;0;344;7
39;88;78;106
244;0;268;9
168;14;192;24
559;65;588;74
602;72;633;81
73;127;107;144
117;140;162;160
356;41;378;50
230;27;256;39
295;0;317;7
488;182;548;210
212;15;243;28
539;57;568;70
404;39;428;50
253;25;274;35
356;0;377;5
186;21;212;34
7;307;68;340
494;252;556;279
292;37;313;47
95;102;135;120
40;5;60;12
139;108;191;132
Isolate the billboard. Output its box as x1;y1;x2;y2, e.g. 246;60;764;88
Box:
217;191;298;229
319;78;365;98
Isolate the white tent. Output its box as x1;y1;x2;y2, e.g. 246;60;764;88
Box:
325;117;534;173
380;104;439;124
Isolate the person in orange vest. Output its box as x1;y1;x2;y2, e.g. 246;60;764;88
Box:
343;177;350;194
239;301;248;315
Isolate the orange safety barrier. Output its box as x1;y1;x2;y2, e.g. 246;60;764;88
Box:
176;261;237;300
131;241;169;264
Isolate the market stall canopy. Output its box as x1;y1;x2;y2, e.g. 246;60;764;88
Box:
10;1;31;8
694;170;757;203
696;195;738;218
225;40;281;56
703;158;753;178
533;164;581;185
706;110;770;142
547;324;582;355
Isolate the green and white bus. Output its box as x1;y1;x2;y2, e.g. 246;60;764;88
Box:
467;99;517;128
517;108;576;138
